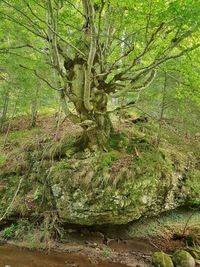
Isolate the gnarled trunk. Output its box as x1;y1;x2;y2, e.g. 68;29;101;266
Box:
64;57;113;151
78;110;113;151
72;85;113;151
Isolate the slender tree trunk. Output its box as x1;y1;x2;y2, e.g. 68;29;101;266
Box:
30;87;39;128
3;89;20;148
0;88;9;132
156;74;167;147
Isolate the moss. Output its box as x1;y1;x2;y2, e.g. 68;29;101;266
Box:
128;209;200;239
172;250;195;267
98;151;121;167
0;153;6;167
152;252;174;267
47;146;187;225
0;219;33;240
41;136;76;160
109;132;129;150
186;169;200;208
185;248;200;260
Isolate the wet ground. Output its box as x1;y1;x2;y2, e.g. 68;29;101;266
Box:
1;209;197;267
0;244;128;267
0;237;152;267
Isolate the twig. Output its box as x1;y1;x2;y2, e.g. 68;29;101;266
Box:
182;212;196;236
0;177;23;222
19;64;59;91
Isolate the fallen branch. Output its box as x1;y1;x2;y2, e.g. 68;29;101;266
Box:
0;177;23;223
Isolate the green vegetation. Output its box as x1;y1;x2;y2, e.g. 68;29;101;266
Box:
0;0;199;258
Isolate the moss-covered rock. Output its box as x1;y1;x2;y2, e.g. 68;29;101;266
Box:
0;121;198;226
152;252;174;267
48;148;188;225
172;250;195;267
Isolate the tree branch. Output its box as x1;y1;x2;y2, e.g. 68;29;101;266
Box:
65;0;85;18
1;0;47;36
0;12;47;40
19;64;59;91
82;0;97;111
0;44;48;56
112;69;157;97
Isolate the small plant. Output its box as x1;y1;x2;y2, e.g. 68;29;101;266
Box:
102;245;112;257
0;219;33;240
1;224;16;239
109;132;129;150
99;151;120;167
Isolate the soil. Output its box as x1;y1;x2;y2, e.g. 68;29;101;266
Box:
0;225;186;267
0;244;127;267
0;240;150;267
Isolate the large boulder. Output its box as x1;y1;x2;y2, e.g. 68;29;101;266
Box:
50;149;187;225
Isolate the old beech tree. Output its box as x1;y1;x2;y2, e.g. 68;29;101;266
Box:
1;0;200;150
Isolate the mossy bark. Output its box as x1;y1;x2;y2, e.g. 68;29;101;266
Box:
78;111;113;151
64;58;113;151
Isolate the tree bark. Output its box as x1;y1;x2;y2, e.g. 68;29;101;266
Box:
78;109;113;151
0;88;9;132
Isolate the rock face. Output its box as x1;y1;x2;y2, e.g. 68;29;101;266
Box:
50;151;187;225
172;250;195;267
152;252;174;267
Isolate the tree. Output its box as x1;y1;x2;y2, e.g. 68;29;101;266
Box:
0;0;200;150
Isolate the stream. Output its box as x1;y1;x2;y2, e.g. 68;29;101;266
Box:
1;209;195;267
0;245;128;267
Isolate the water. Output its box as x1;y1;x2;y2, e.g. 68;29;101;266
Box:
0;245;127;267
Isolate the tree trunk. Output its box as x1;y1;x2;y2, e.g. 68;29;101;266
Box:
78;110;113;151
70;82;113;151
64;58;113;151
0;89;9;132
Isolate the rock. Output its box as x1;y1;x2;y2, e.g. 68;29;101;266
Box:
152;252;174;267
172;250;195;267
49;154;187;225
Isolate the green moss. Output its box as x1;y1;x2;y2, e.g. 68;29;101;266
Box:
152;252;174;267
109;132;129;150
172;250;195;267
98;151;121;167
128;209;200;238
186;170;200;208
0;116;199;226
185;248;200;260
0;153;6;167
41;136;76;160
